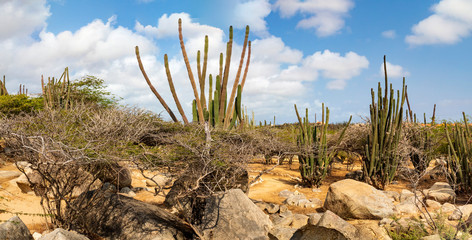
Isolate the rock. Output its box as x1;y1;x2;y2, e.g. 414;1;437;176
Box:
0;216;34;240
284;194;306;206
354;221;392;240
0;170;21;182
145;174;172;187
268;226;297;240
14;173;33;193
95;164;132;189
449;204;472;220
290;214;309;228
279;189;294;198
292;210;358;240
426;182;456;203
38;228;90;240
440;202;456;215
67;191;197;240
279;205;288;213
384;191;400;202
307;213;323;225
379;218;393;226
395;202;419;215
33;232;42;240
272;214;293;227
425;199;442;210
420;234;441;240
345;170;363;181
198;189;272;240
266;203;280;214
324;179;394;219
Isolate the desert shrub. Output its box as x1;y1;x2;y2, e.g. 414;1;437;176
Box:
0;95;43;116
68;75;118;108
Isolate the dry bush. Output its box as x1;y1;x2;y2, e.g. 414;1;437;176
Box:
331;123;370;159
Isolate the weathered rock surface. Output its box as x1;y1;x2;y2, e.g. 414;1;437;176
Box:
353;221;392;240
0;216;34;240
198;189;272;240
67;191;197;240
425;182;455;203
38;228;90;240
324;179;394;219
268;226;297;240
292;210;358;240
145;174;172;188
0;170;21;182
449;204;472;221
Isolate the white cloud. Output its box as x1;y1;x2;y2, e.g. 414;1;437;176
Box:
379;62;410;78
273;0;354;36
381;30;396;39
0;0;50;41
232;0;271;36
406;0;472;45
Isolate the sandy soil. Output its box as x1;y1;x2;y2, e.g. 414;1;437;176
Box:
0;157;445;234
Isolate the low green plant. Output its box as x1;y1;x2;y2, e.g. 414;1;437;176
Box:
0;95;43;115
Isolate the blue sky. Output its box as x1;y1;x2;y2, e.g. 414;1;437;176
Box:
1;0;471;123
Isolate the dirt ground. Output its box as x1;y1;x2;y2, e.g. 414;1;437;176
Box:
0;157;445;234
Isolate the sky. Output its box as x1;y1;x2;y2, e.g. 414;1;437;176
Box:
1;0;471;124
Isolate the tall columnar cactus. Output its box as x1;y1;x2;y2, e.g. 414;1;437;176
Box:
41;67;72;110
363;56;406;189
294;104;351;187
445;112;472;193
136;19;251;130
0;75;8;96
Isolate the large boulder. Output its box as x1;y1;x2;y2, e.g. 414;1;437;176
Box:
0;216;34;240
38;228;89;240
324;179;394;219
425;182;455;203
67;190;197;240
197;189;273;240
0;170;21;182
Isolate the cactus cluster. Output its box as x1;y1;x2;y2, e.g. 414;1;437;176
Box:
136;19;251;130
0;75;7;96
294;103;351;187
445;112;472;192
363;56;406;189
41;67;71;109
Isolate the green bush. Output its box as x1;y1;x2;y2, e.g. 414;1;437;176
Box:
0;95;43;115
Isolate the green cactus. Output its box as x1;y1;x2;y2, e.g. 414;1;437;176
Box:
41;67;72;110
445;112;472;193
294;103;351;187
363;56;406;189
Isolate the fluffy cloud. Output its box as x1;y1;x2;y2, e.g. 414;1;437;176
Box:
232;0;271;36
381;30;396;39
379;62;410;79
0;0;50;41
273;0;354;36
406;0;472;45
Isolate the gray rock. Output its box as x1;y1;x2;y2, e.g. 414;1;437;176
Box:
290;214;309;228
272;213;293;227
292;210;358;240
307;213;323;225
426;182;456;203
145;174;172;187
284;194;306;205
268;226;297;240
67;191;197;240
279;189;294;198
354;221;392;240
32;232;42;240
198;189;272;240
14;174;33;193
384;191;400;202
0;170;21;182
0;216;34;240
425;199;442;210
449;204;472;220
38;228;89;240
345;170;363;181
279;204;288;213
420;234;441;240
379;218;393;226
324;179;394;219
395;202;419;215
266;203;280;214
440;202;456;215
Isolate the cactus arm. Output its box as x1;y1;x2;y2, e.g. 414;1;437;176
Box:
164;54;189;124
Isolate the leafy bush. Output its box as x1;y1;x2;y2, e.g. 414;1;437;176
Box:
0;95;43;115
